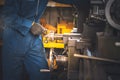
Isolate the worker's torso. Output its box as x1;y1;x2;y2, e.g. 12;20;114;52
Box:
3;0;48;23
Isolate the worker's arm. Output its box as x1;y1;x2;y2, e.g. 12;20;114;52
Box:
3;0;48;36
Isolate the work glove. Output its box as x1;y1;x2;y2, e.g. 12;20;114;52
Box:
30;22;47;36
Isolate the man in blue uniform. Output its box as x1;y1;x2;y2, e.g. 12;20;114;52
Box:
2;0;49;80
1;0;90;80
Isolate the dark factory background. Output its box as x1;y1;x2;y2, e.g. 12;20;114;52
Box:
0;0;120;80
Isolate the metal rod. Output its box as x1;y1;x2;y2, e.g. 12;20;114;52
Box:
40;69;50;72
74;54;120;64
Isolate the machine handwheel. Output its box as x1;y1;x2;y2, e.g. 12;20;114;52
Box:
105;0;120;30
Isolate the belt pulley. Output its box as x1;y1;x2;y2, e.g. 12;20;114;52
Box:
105;0;120;30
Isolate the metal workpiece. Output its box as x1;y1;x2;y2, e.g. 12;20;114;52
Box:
63;33;81;47
63;33;81;37
63;33;81;45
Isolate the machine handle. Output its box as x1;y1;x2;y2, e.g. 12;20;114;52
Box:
74;54;120;64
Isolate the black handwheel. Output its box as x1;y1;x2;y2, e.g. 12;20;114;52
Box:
105;0;120;30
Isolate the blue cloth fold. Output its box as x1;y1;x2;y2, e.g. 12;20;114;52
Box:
14;16;33;35
15;16;33;28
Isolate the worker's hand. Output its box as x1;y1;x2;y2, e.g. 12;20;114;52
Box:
30;22;47;36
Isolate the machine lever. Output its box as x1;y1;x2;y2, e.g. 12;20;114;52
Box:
74;54;120;64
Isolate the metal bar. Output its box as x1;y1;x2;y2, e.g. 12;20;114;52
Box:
40;69;50;72
74;54;120;64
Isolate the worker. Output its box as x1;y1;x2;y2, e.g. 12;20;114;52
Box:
1;0;49;80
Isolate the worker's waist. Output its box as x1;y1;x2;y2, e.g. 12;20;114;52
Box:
4;15;34;36
4;15;34;28
15;16;34;28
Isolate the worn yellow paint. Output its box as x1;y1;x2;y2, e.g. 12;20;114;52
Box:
44;42;64;48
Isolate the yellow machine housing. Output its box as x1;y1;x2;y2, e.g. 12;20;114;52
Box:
43;21;73;49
